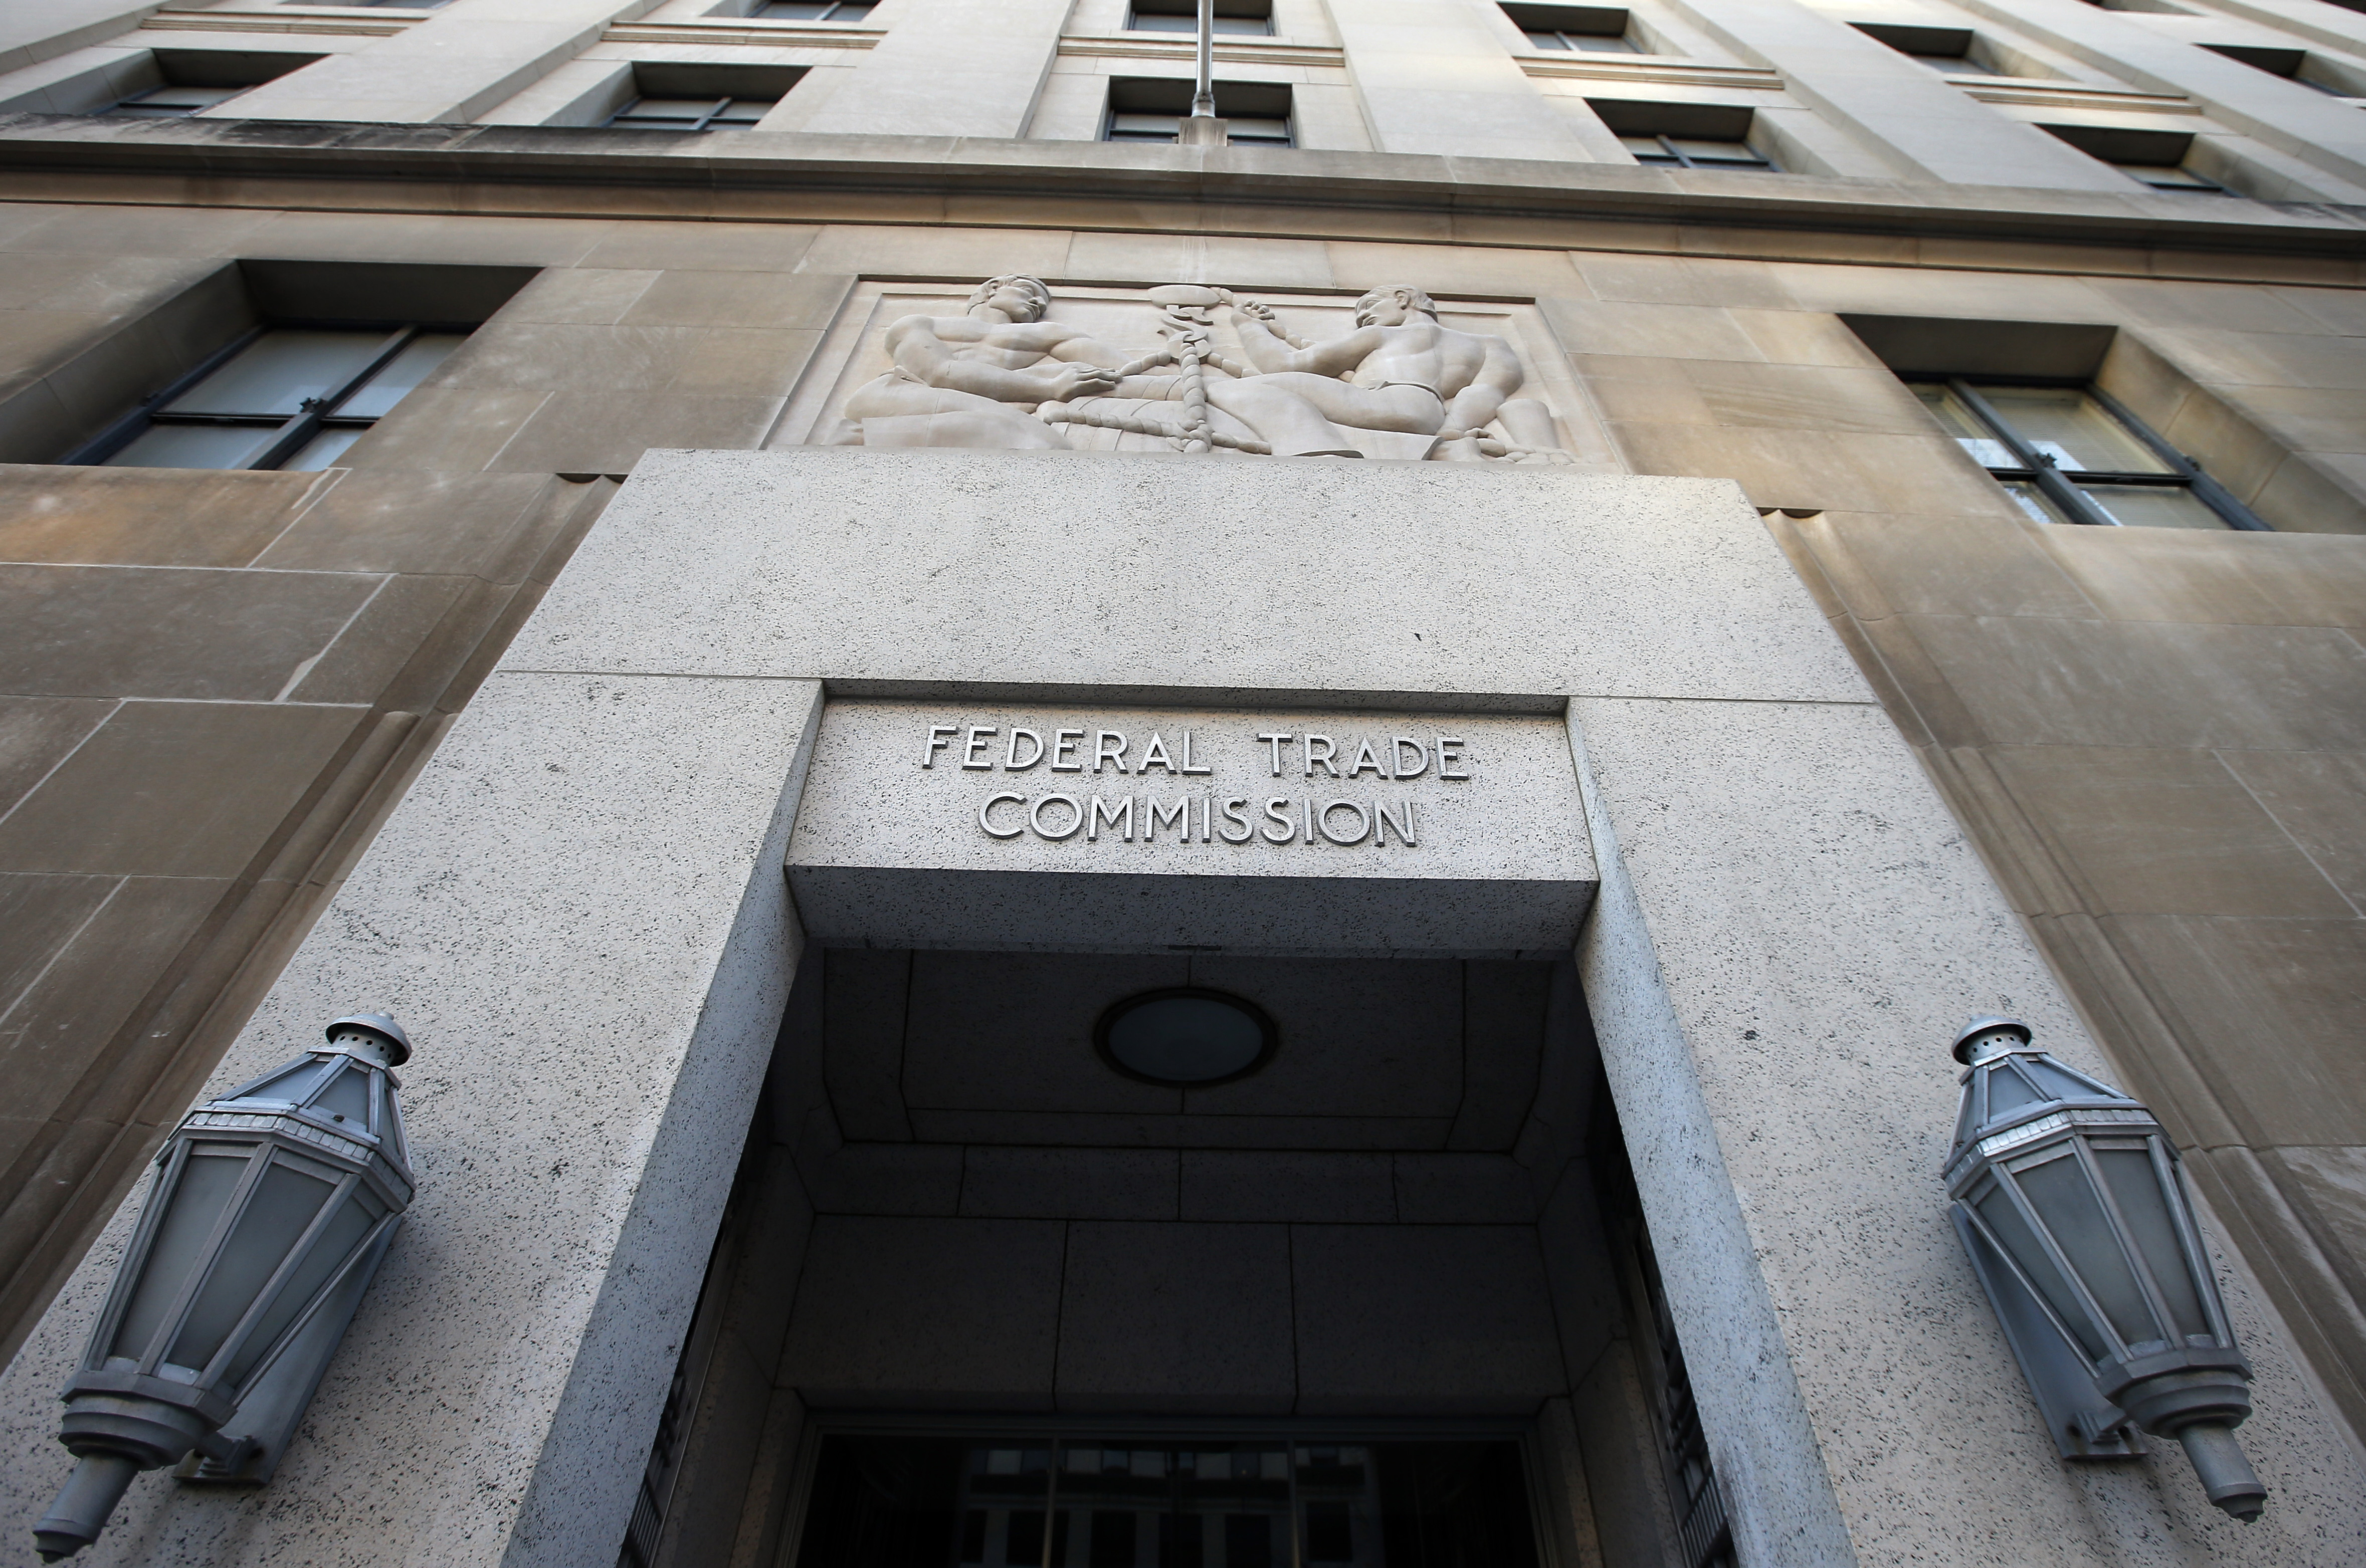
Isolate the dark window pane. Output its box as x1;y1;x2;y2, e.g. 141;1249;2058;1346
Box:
795;1435;969;1566
2079;483;2230;529
1089;1510;1135;1568
1109;112;1181;141
1224;1513;1273;1568
1009;1509;1047;1565
333;331;462;417
2123;163;2223;191
1305;1502;1353;1561
804;1436;1530;1568
1975;386;2172;473
1157;1512;1202;1567
163;328;386;418
1525;28;1572;47
709;97;776;127
1374;1443;1535;1568
1225;116;1293;145
108;85;241;117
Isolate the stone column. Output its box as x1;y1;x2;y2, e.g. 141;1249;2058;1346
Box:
1657;0;2136;190
218;0;654;125
1328;0;1593;160
0;667;823;1568
797;0;1074;139
1955;0;2366;192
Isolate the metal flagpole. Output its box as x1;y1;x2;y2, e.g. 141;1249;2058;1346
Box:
1178;0;1226;144
1194;0;1215;117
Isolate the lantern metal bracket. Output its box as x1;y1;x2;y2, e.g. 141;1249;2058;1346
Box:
1953;1206;2145;1460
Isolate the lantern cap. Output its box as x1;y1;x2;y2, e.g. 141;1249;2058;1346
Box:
1951;1015;2031;1064
324;1012;411;1067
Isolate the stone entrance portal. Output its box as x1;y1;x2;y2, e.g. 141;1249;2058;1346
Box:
0;449;2330;1568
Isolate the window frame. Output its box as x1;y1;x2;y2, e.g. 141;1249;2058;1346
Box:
1124;0;1274;35
1101;78;1294;145
1923;375;2269;531
604;94;774;130
751;0;874;20
1620;132;1776;171
67;321;461;472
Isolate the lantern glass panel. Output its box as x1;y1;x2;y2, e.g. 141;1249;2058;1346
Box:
244;1059;334;1104
2015;1149;2160;1349
222;1185;385;1389
167;1159;336;1374
2023;1058;2102;1098
1974;1178;2110;1360
2096;1145;2209;1340
313;1066;372;1125
112;1148;248;1361
1988;1066;2044;1115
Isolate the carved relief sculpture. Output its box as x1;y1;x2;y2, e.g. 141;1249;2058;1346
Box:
821;275;1573;462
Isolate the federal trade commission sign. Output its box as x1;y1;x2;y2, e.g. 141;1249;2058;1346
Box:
785;702;1597;954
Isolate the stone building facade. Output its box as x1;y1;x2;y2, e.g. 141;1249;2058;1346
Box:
0;0;2363;1563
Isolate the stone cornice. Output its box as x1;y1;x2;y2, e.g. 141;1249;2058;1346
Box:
0;115;2359;264
1056;34;1347;68
602;19;884;49
1957;79;2201;115
1515;54;1784;92
142;4;426;37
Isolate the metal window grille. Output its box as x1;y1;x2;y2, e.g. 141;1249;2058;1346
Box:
606;95;775;129
1619;133;1775;170
70;325;466;472
1910;377;2269;530
755;1;875;19
1526;28;1639;51
104;85;243;117
1635;1235;1736;1568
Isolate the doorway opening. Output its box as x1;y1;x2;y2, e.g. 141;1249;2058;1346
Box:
619;948;1726;1568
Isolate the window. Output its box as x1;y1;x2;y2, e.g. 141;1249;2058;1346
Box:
1912;380;2267;530
1502;3;1639;53
2041;124;2228;193
1852;23;1996;75
1620;133;1772;169
1127;0;1273;36
93;49;321;117
602;63;802;129
795;1435;1539;1568
607;96;773;129
1104;78;1292;144
84;326;464;472
1590;101;1777;170
2202;43;2360;97
751;0;874;19
106;85;243;117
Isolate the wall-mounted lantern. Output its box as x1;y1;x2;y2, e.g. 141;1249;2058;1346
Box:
34;1015;417;1562
1945;1017;2265;1522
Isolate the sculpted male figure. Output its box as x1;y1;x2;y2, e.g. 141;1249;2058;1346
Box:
1205;285;1565;459
836;274;1126;450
